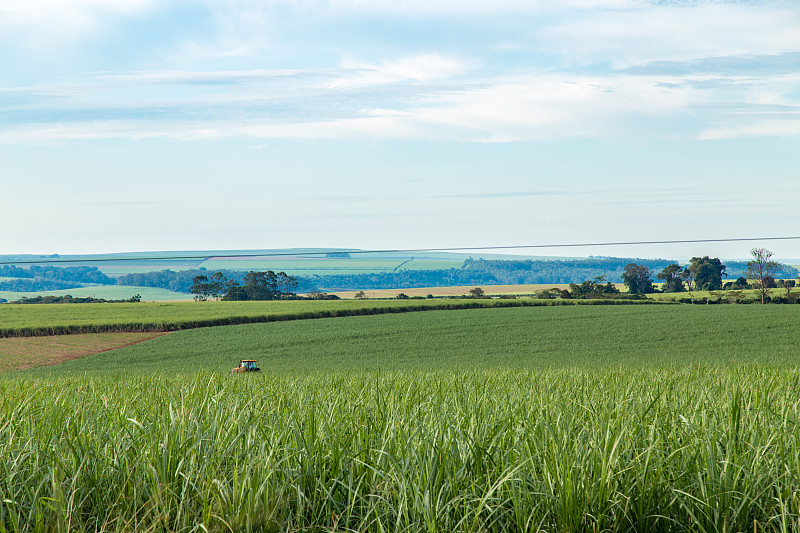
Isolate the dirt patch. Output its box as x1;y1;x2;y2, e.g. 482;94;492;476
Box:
0;332;170;372
329;284;576;299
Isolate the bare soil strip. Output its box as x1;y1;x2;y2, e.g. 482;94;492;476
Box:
0;332;169;372
330;284;574;299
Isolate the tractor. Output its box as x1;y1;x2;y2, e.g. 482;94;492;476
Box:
232;359;261;373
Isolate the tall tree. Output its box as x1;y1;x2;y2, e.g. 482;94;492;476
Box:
190;275;209;301
657;264;684;293
568;275;619;298
223;270;299;301
621;263;654;295
243;270;275;300
746;248;779;304
785;279;796;302
688;257;726;291
208;271;227;300
680;267;696;292
468;287;485;297
276;271;298;298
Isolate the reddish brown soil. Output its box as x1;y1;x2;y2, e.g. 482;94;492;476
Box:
0;332;170;372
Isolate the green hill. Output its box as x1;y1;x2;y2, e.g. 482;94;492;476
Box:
34;304;800;374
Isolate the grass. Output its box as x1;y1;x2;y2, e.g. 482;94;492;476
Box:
0;297;656;337
4;305;800;531
3;366;800;532
0;299;448;333
648;287;799;303
31;304;800;375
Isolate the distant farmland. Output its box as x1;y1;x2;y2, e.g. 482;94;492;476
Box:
198;256;464;275
1;250;470;277
0;285;192;302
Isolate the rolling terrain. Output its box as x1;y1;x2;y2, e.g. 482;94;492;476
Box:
3;303;799;531
31;304;800;374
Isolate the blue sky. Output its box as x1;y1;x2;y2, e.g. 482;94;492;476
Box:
1;0;799;259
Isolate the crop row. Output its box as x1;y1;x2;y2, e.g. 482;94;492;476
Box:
0;298;657;338
1;367;799;532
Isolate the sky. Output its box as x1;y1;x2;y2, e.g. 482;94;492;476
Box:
1;0;799;260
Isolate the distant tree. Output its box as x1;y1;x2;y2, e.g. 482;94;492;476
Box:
208;271;227;300
537;287;570;299
469;287;485;298
657;264;685;293
311;293;340;300
723;276;749;290
621;263;654;294
689;257;726;291
222;282;248;301
190;275;210;301
747;247;779;304
396;293;409;299
568;275;619;298
680;267;696;292
785;279;796;302
217;270;298;301
276;271;298;298
354;290;366;299
551;288;571;299
243;270;274;300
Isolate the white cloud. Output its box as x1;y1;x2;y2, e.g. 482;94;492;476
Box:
698;119;800;140
540;3;800;67
0;71;744;143
101;69;314;85
331;54;469;88
0;0;155;28
353;73;699;141
3;63;798;143
253;0;645;16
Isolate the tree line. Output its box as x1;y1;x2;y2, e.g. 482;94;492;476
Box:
117;267;491;293
116;269;318;294
618;248;797;303
619;256;729;294
462;256;798;285
0;279;86;292
9;294;142;304
189;271;299;301
0;265;115;292
0;265;114;284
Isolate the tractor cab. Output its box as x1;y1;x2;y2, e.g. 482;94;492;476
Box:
232;359;261;373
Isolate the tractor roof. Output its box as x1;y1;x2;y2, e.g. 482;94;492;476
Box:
241;359;258;362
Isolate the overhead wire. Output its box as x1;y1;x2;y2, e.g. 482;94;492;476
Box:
2;236;800;265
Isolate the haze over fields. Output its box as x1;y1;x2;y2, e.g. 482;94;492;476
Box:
1;1;799;259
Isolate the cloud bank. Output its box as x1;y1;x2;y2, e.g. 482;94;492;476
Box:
1;0;798;144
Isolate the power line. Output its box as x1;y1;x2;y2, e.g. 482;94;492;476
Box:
2;236;800;265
